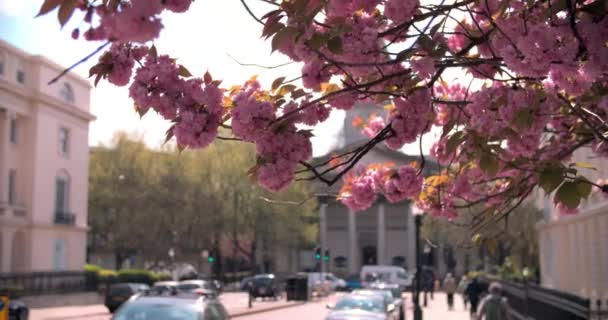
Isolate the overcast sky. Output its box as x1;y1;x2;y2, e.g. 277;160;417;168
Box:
0;0;436;156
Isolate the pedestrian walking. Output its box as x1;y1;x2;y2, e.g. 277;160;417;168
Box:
443;273;457;310
476;282;512;320
465;277;483;317
458;275;470;310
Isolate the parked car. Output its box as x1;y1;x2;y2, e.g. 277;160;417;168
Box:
8;299;29;320
111;291;229;320
240;277;253;291
325;273;348;291
369;283;405;320
325;294;397;320
177;280;218;297
345;274;363;291
250;274;282;299
360;265;413;291
105;283;150;313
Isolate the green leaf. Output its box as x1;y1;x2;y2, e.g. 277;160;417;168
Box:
58;0;77;28
575;177;593;199
306;33;329;50
204;71;213;85
445;131;464;155
555;181;582;209
471;233;482;246
417;35;435;53
149;45;158;60
271;76;286;91
441;120;455;138
513;109;534;129
277;84;296;96
327;36;343;54
178;65;192;78
538;164;565;194
395;49;413;63
271;26;299;53
37;0;63;17
479;154;499;177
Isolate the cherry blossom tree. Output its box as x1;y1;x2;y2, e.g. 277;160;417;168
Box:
40;0;608;230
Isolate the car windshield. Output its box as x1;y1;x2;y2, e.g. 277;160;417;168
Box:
353;290;392;305
334;296;385;313
253;277;272;285
113;302;200;320
389;288;401;299
178;282;213;291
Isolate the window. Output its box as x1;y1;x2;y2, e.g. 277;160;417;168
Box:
59;127;70;155
0;52;5;76
53;239;67;270
59;83;74;102
8;169;16;204
16;60;25;84
9;116;17;144
55;174;70;213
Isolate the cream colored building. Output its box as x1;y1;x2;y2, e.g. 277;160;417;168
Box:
0;39;95;272
536;147;608;297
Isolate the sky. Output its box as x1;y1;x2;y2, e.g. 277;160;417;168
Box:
0;0;435;156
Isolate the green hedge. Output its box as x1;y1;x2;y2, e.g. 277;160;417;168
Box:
85;264;171;290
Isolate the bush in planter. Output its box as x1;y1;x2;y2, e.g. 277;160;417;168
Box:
117;269;157;285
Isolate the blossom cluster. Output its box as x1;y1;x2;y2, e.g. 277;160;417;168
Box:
44;0;608;217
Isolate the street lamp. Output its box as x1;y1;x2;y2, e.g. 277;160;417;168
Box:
411;204;424;320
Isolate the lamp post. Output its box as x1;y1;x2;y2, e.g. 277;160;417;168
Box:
412;205;424;320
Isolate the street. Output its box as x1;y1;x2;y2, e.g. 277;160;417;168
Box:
29;292;472;320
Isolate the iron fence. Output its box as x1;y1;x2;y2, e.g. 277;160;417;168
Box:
0;271;88;297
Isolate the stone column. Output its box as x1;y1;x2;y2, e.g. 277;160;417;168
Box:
0;110;11;203
377;201;386;265
348;208;357;274
319;196;328;274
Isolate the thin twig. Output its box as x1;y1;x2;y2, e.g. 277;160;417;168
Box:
240;0;264;25
48;41;111;85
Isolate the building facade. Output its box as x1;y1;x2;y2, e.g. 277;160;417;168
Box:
313;103;438;277
0;39;94;272
536;147;608;297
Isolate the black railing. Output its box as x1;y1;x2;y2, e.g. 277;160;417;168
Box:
54;211;76;225
482;279;591;320
0;271;89;297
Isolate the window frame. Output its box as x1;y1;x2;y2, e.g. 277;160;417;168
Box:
9;116;17;144
0;52;5;77
59;82;75;103
8;169;16;205
55;173;70;213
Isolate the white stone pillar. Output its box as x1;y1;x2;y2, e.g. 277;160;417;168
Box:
377;201;386;265
348;208;357;274
320;198;328;274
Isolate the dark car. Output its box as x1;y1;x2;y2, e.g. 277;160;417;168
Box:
111;292;230;320
250;275;282;299
345;274;363;291
105;283;150;313
240;277;253;291
8;299;29;320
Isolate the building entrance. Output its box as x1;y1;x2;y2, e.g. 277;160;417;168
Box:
362;246;377;265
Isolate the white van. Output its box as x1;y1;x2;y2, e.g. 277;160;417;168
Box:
360;265;413;291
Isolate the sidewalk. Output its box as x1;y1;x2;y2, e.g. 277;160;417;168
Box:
403;292;472;320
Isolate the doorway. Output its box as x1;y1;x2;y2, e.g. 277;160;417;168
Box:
361;246;377;265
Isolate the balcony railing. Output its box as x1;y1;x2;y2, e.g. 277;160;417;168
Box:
54;211;76;225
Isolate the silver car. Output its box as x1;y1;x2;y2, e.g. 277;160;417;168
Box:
326;294;397;320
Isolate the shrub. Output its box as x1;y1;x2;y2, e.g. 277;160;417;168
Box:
117;269;158;285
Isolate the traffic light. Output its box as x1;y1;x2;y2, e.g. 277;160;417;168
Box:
314;247;321;260
208;249;216;264
324;249;330;262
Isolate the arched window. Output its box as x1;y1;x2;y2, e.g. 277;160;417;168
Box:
53;239;67;270
59;82;74;102
16;59;25;84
